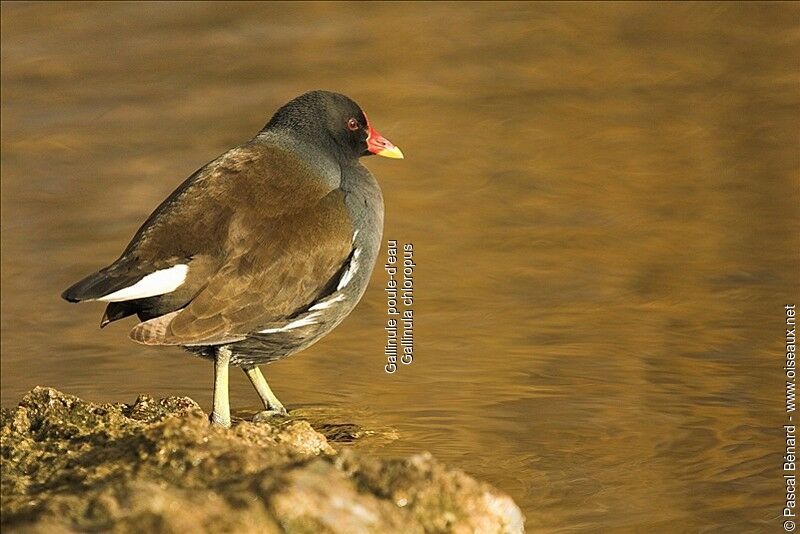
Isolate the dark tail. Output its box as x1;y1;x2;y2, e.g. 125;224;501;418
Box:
62;270;109;302
61;264;144;303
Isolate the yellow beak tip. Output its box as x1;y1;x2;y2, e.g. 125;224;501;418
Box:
377;146;404;159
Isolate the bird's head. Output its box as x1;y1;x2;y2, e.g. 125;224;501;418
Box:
263;90;403;162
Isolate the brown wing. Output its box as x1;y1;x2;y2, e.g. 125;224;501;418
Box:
129;189;352;346
66;138;338;324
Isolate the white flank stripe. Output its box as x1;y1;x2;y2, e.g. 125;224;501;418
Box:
352;229;359;242
258;312;320;334
337;249;360;291
97;265;189;302
310;294;345;311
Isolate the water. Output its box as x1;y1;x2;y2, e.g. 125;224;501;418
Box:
2;2;798;531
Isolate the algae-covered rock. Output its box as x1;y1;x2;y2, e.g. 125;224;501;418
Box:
1;387;524;533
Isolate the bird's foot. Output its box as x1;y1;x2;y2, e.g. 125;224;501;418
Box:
252;407;288;422
209;412;231;428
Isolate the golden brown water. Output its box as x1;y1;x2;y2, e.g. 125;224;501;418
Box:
2;2;799;531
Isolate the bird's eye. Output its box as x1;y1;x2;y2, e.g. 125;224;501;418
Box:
347;118;359;131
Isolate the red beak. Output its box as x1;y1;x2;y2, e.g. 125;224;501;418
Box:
365;114;404;159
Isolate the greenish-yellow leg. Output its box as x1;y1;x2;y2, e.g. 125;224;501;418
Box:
243;365;287;419
210;347;232;427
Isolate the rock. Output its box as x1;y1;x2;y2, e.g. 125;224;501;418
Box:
1;387;524;533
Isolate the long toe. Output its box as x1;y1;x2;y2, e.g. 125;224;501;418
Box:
253;408;288;422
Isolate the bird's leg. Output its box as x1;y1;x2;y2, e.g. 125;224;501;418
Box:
243;365;288;420
210;346;232;427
